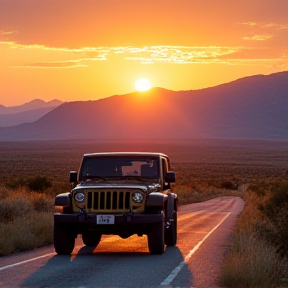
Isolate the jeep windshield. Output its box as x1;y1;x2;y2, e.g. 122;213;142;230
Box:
79;156;160;183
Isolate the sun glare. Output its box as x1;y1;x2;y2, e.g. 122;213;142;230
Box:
134;78;151;92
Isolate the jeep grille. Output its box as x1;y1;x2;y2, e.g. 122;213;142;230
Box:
86;189;137;213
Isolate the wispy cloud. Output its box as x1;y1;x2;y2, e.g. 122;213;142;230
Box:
1;41;241;66
1;41;286;69
15;60;87;69
123;46;240;64
240;22;288;30
0;30;17;36
217;58;287;69
243;34;273;41
14;58;107;69
241;22;258;26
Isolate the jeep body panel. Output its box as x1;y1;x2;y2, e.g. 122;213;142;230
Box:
54;152;177;255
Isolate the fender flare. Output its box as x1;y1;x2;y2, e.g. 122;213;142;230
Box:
166;192;177;220
146;192;168;209
55;192;71;207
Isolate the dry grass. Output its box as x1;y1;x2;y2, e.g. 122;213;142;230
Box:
0;187;54;256
175;183;243;205
220;188;288;288
1;138;288;287
221;233;284;288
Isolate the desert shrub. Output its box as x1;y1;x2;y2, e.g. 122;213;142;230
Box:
174;182;243;205
5;177;26;190
262;181;288;219
220;180;236;190
221;190;287;287
44;180;72;197
4;175;54;194
221;233;285;288
0;212;53;256
31;193;54;212
248;183;267;197
257;181;288;256
0;193;33;223
0;186;54;256
26;175;52;193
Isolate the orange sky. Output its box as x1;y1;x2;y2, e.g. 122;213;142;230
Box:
0;0;288;106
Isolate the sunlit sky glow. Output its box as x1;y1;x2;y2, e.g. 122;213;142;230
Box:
0;0;287;106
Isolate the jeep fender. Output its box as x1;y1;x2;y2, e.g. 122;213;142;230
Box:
55;192;71;207
166;192;177;220
146;192;168;209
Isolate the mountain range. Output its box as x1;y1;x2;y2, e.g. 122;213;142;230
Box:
0;71;287;140
0;99;63;127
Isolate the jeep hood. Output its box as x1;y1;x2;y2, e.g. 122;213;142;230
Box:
73;182;160;193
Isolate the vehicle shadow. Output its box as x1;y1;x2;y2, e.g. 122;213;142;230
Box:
22;245;192;288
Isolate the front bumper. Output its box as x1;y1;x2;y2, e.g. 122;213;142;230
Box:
54;212;163;224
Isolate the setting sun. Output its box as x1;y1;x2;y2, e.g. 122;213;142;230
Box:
134;78;151;92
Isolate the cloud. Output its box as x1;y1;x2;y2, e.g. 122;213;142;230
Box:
14;57;107;68
243;35;273;41
0;30;17;36
123;46;240;64
240;22;258;26
240;22;288;30
1;41;286;69
218;58;287;69
15;61;87;69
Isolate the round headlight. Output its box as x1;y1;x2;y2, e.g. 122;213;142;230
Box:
75;192;85;202
132;192;143;203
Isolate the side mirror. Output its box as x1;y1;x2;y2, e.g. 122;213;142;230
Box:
165;171;175;183
69;171;78;183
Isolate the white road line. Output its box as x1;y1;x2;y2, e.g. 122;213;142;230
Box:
160;212;231;286
0;235;118;272
0;253;56;272
0;234;121;272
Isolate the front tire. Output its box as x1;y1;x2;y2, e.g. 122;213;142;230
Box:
148;211;165;254
82;231;102;247
165;211;177;246
54;222;75;255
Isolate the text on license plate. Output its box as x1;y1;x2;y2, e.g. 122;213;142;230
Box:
97;215;115;224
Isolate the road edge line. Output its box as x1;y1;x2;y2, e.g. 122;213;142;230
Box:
160;212;231;286
0;253;56;272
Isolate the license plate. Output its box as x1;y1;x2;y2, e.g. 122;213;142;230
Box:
96;215;115;224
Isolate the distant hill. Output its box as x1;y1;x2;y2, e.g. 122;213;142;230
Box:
0;99;63;127
0;71;287;140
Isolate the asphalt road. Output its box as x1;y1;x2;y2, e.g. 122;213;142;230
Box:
0;196;244;288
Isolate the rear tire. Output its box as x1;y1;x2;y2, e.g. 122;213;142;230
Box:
165;211;177;246
54;222;75;255
148;211;165;254
82;231;102;247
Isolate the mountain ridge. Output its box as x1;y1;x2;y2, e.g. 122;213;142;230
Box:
0;99;63;115
0;99;63;127
0;71;287;140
